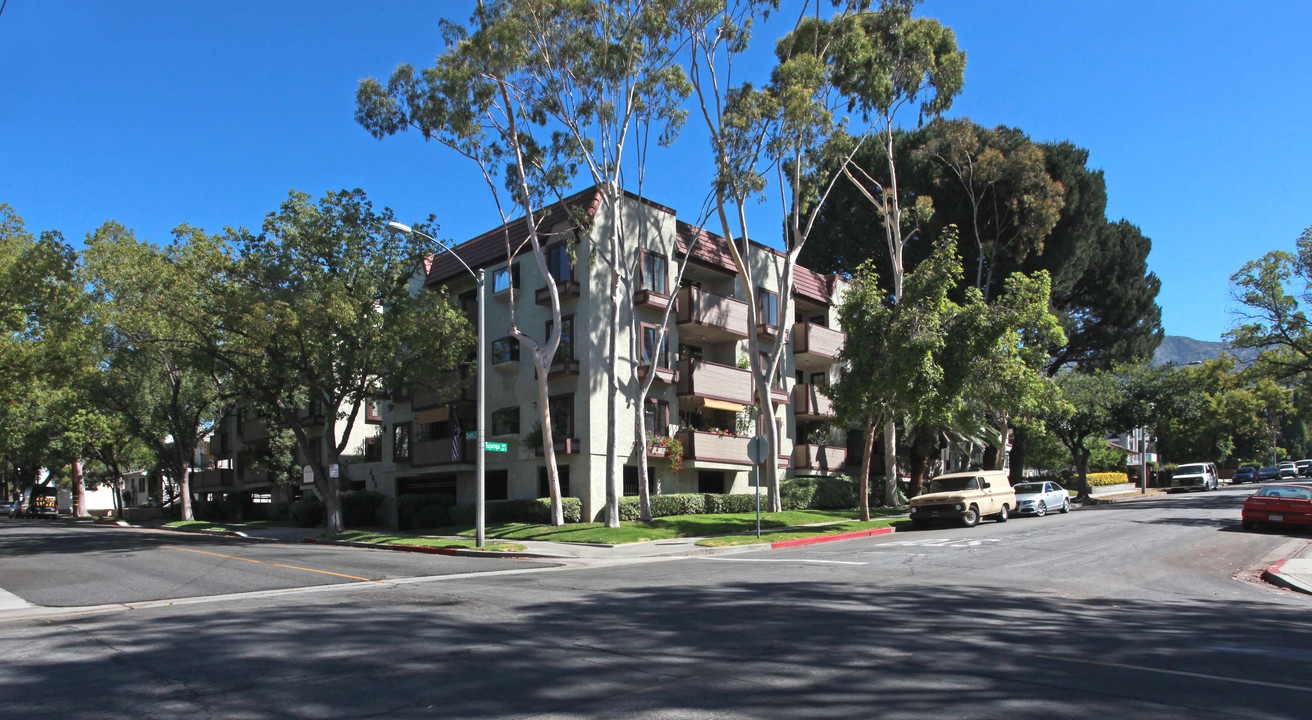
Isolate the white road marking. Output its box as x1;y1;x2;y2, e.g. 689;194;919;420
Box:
873;538;1002;549
695;557;868;566
1035;654;1312;694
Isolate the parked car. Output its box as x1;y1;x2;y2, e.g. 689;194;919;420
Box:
1232;465;1259;484
1279;462;1299;479
1012;481;1071;516
1298;460;1312;477
1258;466;1283;482
0;501;13;516
908;470;1016;528
1242;484;1312;530
1169;463;1219;491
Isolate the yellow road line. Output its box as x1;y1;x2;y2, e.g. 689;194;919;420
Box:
161;546;386;584
1034;653;1312;694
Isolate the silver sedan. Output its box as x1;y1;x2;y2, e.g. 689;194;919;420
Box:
1013;481;1071;517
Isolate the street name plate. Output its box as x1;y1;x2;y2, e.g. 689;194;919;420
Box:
484;441;508;452
465;431;478;440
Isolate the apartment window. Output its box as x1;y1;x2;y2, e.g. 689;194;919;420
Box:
639;250;668;295
811;372;828;387
758;288;778;327
549;394;575;439
641;324;670;368
538;465;571;498
644;399;669;436
393;422;412;462
546;243;574;283
623;466;656;496
491;336;519;364
493;264;519;293
492;407;520;436
760;352;784;388
547;315;575;364
365;399;382;424
363;435;382;462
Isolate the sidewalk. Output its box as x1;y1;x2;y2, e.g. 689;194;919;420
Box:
1262;540;1312;596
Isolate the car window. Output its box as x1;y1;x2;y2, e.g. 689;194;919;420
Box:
1014;483;1043;494
1256;487;1312;500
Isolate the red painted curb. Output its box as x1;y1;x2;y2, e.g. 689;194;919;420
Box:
1267;559;1289;576
771;526;895;549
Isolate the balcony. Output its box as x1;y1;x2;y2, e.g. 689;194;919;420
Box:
792;322;844;372
793;444;847;473
413;438;474;467
634;288;674;312
548;358;580;381
677;429;752;465
191;469;234;490
676;286;749;343
536;279;581;306
793;384;835;419
535;437;581;456
676;358;753;406
639;363;677;385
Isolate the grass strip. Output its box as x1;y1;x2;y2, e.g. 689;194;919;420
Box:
423;508;907;545
317;530;525;553
696;518;911;547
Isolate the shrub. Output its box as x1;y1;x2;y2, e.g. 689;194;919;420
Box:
649;493;705;517
449;497;583;525
290;496;325;528
397;493;455;530
340;490;386;528
781;476;858;510
1085;472;1130;487
703;492;764;514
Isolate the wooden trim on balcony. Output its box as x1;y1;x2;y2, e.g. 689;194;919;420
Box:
535;437;581;456
548;359;580;380
676;358;754;405
634;288;674;311
413;438;474;467
793;444;848;473
792;384;835;417
536;279;582;306
638;364;677;385
677;429;752;465
675;286;750;339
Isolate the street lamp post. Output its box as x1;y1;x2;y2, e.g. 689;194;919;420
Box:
386;221;485;548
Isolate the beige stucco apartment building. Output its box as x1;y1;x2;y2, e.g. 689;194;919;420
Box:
195;187;848;524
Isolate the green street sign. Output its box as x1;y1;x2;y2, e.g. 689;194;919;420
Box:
465;431;478;440
484;441;508;452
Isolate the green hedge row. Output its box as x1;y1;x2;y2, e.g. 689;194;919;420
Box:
288;491;386;528
449;497;583;525
614;476;863;520
1085;472;1131;487
397;493;455;530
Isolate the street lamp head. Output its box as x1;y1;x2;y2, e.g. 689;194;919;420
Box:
385;221;413;235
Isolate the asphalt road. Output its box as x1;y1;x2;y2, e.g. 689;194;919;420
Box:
2;488;1311;719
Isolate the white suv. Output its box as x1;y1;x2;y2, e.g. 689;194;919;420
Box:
1170;463;1218;491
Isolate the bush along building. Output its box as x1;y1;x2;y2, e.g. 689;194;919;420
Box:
198;187;848;526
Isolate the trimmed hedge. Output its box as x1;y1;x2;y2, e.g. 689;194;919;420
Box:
1085;472;1130;486
450;497;583;525
340;490;386;528
781;476;858;510
397;493;455;530
291;496;325;528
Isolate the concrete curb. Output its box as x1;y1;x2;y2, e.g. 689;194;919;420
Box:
1263;559;1312;596
771;526;896;548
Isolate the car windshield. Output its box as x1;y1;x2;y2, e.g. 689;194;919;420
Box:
1240;466;1257;471
926;477;978;493
1255;486;1312;501
1176;464;1205;474
1014;483;1044;494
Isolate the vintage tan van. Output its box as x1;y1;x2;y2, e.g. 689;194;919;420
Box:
908;470;1016;528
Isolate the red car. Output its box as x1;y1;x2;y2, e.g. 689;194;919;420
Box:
1242;484;1312;530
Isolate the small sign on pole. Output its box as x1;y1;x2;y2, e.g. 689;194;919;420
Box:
302;465;314;485
747;435;768;538
329;464;339;479
484;441;508;453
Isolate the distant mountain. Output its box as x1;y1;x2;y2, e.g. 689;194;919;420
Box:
1153;335;1255;366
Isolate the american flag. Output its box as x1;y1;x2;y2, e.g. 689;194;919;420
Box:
451;410;462;462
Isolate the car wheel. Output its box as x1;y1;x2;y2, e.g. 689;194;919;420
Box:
996;504;1009;523
1060;497;1071;513
1035;501;1047;517
961;505;980;528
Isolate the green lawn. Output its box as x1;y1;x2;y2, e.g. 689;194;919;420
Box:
164;520;300;532
317;530;525;553
419;507;907;545
696;518;911;546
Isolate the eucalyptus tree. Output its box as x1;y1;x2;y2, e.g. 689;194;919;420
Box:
200;189;472;534
357;1;600;524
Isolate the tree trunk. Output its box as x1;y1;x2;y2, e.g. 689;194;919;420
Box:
604;264;621;528
1008;426;1029;486
177;463;194;521
537;358;565;526
71;459;86;517
858;416;877;521
882;419;900;507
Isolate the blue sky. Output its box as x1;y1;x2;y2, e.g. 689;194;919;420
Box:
2;1;1309;342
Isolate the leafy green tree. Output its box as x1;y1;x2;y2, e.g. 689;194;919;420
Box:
1154;356;1292;465
81;221;231;521
1227;225;1312;379
203;189;472;533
